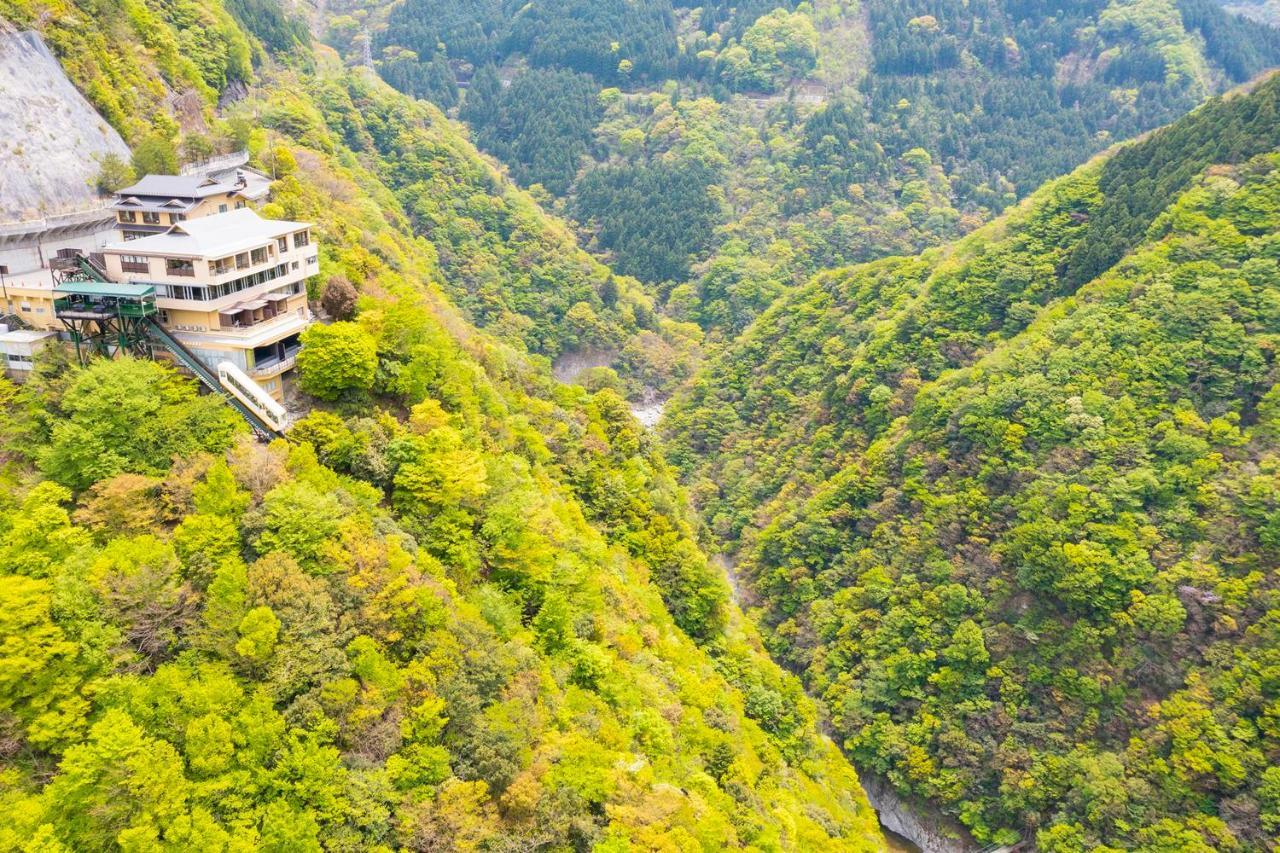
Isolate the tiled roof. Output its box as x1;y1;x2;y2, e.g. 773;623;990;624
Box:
115;174;235;199
102;209;311;259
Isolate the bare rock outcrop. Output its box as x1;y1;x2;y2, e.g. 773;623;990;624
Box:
0;28;130;222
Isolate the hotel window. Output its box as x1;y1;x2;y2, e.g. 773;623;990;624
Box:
172;213;186;223
293;231;309;248
236;201;246;210
219;204;228;213
277;237;289;253
119;211;137;223
124;231;147;241
120;255;150;274
165;258;196;277
236;252;250;269
251;247;268;265
142;211;161;224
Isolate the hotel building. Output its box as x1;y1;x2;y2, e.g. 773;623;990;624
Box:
98;208;318;399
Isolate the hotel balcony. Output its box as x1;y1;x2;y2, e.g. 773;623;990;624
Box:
250;351;297;378
209;248;277;281
216;293;299;332
170;306;310;351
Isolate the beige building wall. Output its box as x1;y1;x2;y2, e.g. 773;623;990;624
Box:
0;279;61;331
100;214;318;401
114;192;255;235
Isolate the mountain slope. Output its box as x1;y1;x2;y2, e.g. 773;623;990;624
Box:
666;74;1280;848
346;0;1280;340
0;1;883;848
667;75;1280;548
0;0;700;396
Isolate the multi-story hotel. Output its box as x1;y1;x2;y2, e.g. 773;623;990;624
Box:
98;208;318;399
1;161;315;401
1;159;273;333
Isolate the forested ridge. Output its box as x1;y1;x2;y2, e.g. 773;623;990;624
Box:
0;0;888;848
6;0;1280;846
666;73;1280;848
336;0;1280;342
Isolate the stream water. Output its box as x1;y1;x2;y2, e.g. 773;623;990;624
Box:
883;826;923;852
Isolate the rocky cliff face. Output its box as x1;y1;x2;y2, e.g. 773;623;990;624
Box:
0;28;129;222
860;772;976;853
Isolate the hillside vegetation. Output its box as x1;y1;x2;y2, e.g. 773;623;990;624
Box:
666;74;1280;848
1;0;702;396
0;0;885;848
336;0;1280;340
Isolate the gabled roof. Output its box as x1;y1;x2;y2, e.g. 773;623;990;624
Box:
102;209;312;259
115;174;237;200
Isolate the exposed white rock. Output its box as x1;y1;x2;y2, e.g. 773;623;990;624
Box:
859;772;976;853
0;29;129;223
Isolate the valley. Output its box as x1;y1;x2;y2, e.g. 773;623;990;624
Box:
0;0;1279;849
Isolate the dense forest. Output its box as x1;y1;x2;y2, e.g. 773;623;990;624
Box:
5;0;1280;845
665;75;1280;848
347;0;1280;342
0;0;889;847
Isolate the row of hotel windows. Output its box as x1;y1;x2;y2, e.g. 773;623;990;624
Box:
118;211;185;225
118;200;248;227
152;264;312;302
118;234;312;279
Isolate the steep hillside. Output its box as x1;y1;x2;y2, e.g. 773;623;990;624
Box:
0;0;884;848
333;0;1280;338
254;68;700;394
0;0;699;397
666;74;1280;848
667;74;1280;548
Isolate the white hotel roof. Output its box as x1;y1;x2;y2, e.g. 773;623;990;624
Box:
102;209;312;260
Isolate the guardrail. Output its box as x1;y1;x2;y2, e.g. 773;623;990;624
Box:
0;206;114;240
180;150;250;176
249;353;296;377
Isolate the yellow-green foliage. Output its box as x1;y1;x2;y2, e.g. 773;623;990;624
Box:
668;77;1280;847
1100;0;1212;90
0;11;884;849
0;309;882;850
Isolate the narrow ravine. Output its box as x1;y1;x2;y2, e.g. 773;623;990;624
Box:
707;552;972;853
